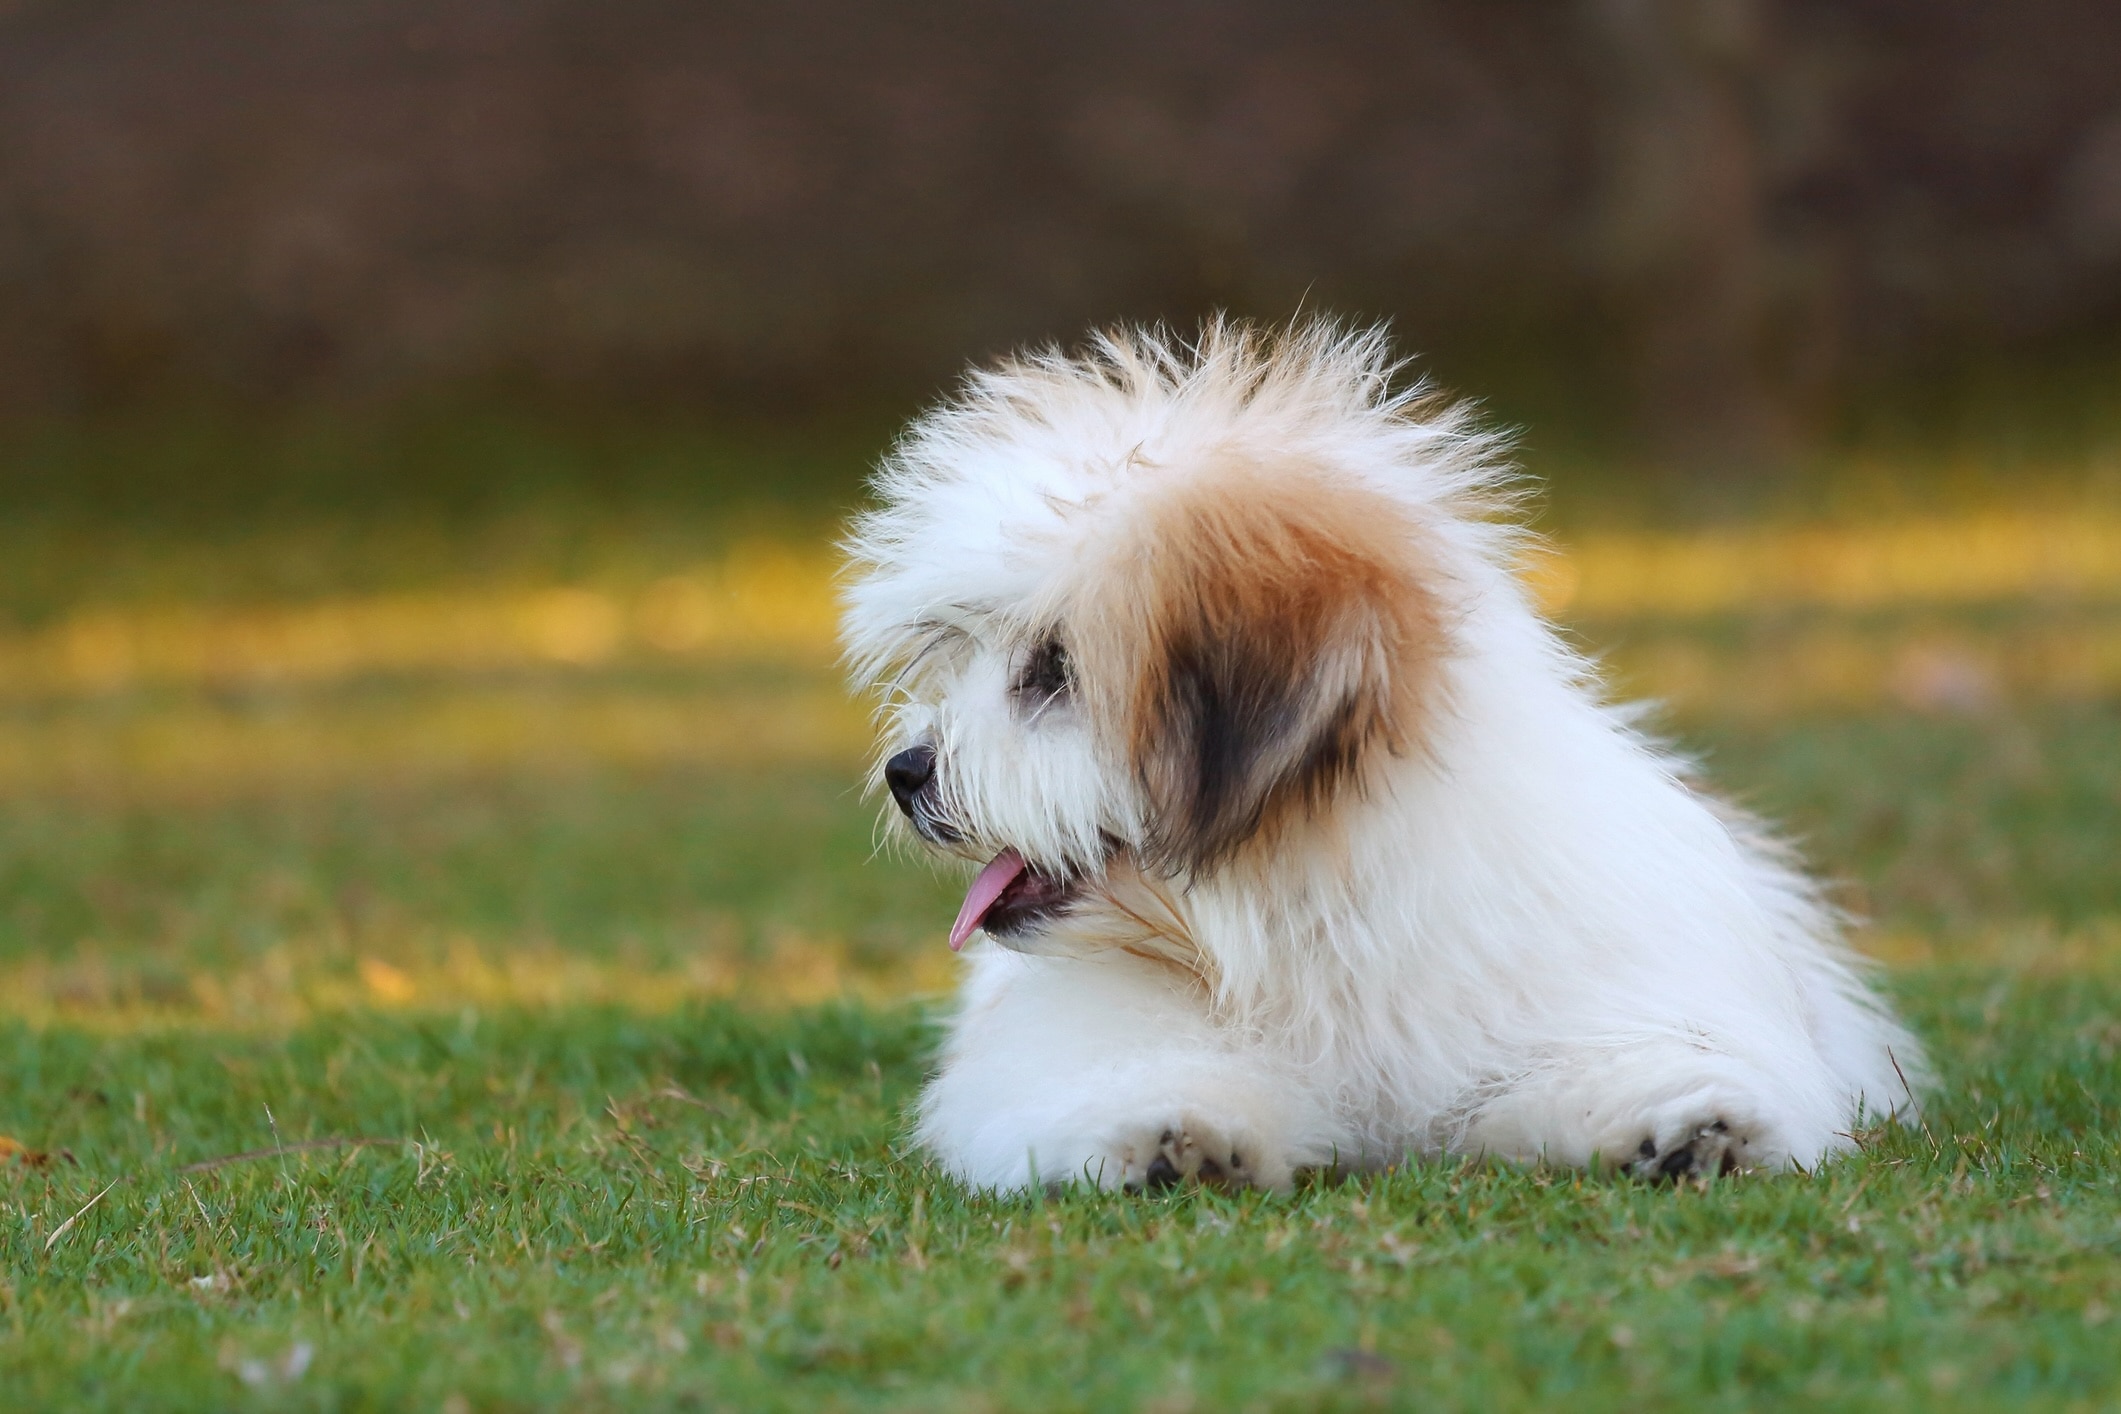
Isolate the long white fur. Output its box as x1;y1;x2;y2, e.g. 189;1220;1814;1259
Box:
842;319;1925;1191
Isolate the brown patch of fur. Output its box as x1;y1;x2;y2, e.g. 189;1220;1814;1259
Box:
1095;862;1217;995
1116;943;1216;995
1071;453;1448;875
998;857;1218;994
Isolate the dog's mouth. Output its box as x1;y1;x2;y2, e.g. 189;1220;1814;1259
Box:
948;849;1086;950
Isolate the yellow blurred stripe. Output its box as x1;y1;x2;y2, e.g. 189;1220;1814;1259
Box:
0;543;840;699
4;611;2110;801
1528;510;2121;617
7;918;2111;1031
1597;616;2121;718
0;935;962;1029
0;513;2116;798
0;681;867;796
5;513;2120;701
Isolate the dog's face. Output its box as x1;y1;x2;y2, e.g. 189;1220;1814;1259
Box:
844;349;1452;954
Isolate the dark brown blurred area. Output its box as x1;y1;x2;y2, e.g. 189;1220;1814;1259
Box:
2;0;2118;470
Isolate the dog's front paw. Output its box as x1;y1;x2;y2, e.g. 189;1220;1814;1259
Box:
1629;1118;1743;1182
1101;1114;1289;1193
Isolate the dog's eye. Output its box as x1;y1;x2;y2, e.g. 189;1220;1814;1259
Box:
1014;633;1073;706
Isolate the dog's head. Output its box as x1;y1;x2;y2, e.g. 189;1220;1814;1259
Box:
843;322;1473;952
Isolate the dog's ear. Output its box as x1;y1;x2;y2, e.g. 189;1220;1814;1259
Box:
1077;460;1446;875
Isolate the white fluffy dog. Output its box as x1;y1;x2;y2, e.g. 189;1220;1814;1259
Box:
841;319;1924;1193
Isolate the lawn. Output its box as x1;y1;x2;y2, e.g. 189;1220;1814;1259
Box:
2;452;2118;1409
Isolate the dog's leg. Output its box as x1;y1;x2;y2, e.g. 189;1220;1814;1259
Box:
916;948;1336;1193
1454;1037;1843;1179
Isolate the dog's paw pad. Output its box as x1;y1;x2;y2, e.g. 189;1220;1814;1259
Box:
1120;1122;1251;1193
1630;1119;1740;1183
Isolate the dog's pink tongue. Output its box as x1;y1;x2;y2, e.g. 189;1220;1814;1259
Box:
949;849;1027;951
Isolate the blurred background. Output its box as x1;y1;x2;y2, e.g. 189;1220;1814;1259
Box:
7;1;2121;462
1;0;2117;1021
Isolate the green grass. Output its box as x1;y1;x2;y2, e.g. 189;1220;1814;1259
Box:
0;766;950;984
1;974;2114;1413
0;439;2118;1408
0;405;886;626
1695;708;2121;938
2;706;2117;1410
3;400;2113;627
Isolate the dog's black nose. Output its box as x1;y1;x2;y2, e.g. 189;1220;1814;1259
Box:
884;745;936;818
